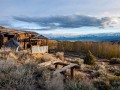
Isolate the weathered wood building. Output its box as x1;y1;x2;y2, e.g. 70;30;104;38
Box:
0;29;48;49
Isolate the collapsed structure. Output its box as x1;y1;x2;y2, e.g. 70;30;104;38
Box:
0;27;48;53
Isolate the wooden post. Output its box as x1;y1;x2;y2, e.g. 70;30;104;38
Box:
0;34;3;48
24;39;26;49
55;64;58;68
70;67;74;79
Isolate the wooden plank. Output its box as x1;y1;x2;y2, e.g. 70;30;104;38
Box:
54;62;69;66
53;63;80;75
38;60;62;67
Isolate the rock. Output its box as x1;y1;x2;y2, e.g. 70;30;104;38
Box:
56;52;64;61
41;53;54;62
9;52;18;60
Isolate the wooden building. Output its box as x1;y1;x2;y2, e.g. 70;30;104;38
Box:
18;34;48;49
0;31;48;49
0;31;3;48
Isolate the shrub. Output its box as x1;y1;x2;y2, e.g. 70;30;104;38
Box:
91;65;100;71
114;70;120;76
109;66;120;76
65;80;97;90
109;58;120;64
84;51;96;65
109;78;120;90
46;73;64;90
93;80;110;90
0;60;48;90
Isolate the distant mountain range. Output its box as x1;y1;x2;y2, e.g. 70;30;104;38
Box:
44;33;120;42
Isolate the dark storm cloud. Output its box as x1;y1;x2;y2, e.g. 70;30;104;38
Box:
13;15;113;29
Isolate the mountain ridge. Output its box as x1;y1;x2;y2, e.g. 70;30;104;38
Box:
44;32;120;41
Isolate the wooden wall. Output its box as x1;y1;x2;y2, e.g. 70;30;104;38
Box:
16;33;35;41
1;32;48;49
0;34;3;48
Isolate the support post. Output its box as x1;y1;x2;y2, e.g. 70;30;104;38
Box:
71;67;74;79
24;39;26;49
55;64;58;68
46;39;48;46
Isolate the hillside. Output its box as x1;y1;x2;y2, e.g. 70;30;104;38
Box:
0;26;37;35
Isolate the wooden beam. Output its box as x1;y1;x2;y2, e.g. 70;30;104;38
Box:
71;67;74;79
53;63;80;75
54;62;69;66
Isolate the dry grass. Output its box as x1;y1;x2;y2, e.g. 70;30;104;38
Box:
0;59;48;90
0;47;120;90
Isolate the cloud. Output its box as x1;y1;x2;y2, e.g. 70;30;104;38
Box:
13;15;119;29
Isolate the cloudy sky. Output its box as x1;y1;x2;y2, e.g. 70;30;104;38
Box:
0;0;120;36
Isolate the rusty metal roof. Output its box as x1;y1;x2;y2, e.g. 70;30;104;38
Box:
32;35;48;39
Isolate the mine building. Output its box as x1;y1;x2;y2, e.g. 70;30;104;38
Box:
0;30;48;51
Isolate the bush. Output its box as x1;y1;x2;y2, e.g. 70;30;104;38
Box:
65;80;97;90
93;80;110;90
109;66;120;76
0;60;48;90
46;73;64;90
109;78;120;90
84;51;96;65
109;58;120;64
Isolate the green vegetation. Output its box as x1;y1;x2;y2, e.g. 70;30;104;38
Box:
84;50;96;65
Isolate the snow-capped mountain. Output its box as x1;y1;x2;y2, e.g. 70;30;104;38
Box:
43;33;120;41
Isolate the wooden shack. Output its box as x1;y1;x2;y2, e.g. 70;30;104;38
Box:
0;29;48;50
30;35;48;46
0;31;3;48
17;34;48;49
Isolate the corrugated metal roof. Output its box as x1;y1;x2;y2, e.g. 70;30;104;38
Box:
32;35;48;39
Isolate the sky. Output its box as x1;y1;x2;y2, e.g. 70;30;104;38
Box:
0;0;120;36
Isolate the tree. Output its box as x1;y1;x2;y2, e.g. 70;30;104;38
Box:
84;50;96;65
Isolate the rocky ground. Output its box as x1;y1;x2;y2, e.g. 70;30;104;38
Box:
0;47;120;90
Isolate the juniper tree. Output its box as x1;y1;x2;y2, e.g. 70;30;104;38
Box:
84;50;96;65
